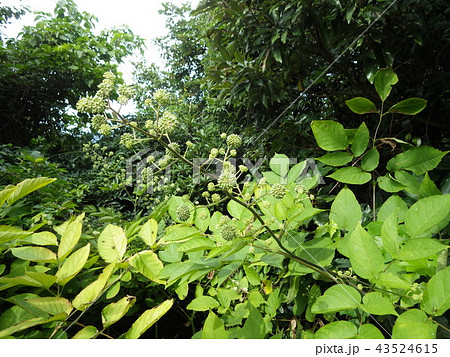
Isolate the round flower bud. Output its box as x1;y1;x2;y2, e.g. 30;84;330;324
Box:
211;193;221;203
103;71;115;81
155;111;177;134
146;155;155;163
295;184;305;195
271;183;286;199
220;223;237;240
226;134;242;149
202;191;210;198
176;205;191;222
357;284;363;291
97;78;115;98
144;98;153;107
230;149;237;157
219;148;226;155
153;89;171;105
118;85;135;99
118;95;129;105
220;133;227;139
186;140;194;148
91;114;106;131
165;142;180;157
98;124;112;136
119;133;134;148
309;194;315;200
217;161;237;191
238;165;248;173
207;182;215;191
210;148;219;157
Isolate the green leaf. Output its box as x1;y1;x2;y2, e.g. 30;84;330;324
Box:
177;236;216;253
72;326;98;339
395;170;421;195
404;194;450;237
377;195;408;222
161;224;201;242
244;265;260;286
238;303;266;339
316;152;353;167
348;225;384;279
346;97;378;114
361;147;379;171
422;266;450;316
0;185;17;208
0;314;65;339
380;213;401;257
314;321;358;339
0;225;31;244
98;224;127;263
124;299;173;339
194;207;210;232
386;146;448;175
21;231;58;246
26;297;72;316
139;218;158;246
11;246;57;263
377;175;407;193
419;173;441;198
392;309;437;339
227;199;253;220
387;98;427;115
269;153;290;177
356;324;384;339
187;296;220;311
330;187;361;232
129;251;165;284
311;285;361;314
373;272;411;290
55;243;90;286
310;120;348;151
58;213;84;260
374;68;398;102
351;122;370;156
397;238;447;260
201;311;229;339
327;167;371;185
6;177;57;206
102;295;136;328
72;263;116;311
362;292;398;316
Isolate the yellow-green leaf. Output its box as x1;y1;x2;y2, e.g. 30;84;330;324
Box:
58;213;85;260
102;295;136;328
11;246;57;263
56;244;90;286
98;224;127;263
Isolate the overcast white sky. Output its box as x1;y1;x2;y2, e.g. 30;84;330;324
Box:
1;0;200;82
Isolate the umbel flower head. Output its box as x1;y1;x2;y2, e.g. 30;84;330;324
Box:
217;161;237;191
153;89;171;105
155;111;177;134
76;95;107;114
220;222;237;240
226;134;242;149
270;183;286;199
165;142;180;158
176;205;191;222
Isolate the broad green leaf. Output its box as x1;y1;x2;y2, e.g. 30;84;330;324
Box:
422;266;450;316
72;263;116;311
346;97;378;115
287;237;335;276
6;177;56;206
327;167;371;185
194;207;210;232
244;265;260;286
0;225;31;244
129;251;165;284
102;295;136;328
314;321;358;339
0;314;65;339
351;122;370;157
227;199;252;220
238;303;266;339
269;153;290;177
139;218;158;246
348;225;384;279
330;187;361;232
419;173;441;198
311;285;361;314
310;120;348;151
24;272;56;289
0;272;56;291
387;98;427;115
380;213;401;257
287;160;307;184
177;237;216;253
374;272;411;290
124;299;173;339
377;175;407;193
377;195;408;222
168;196;195;224
72;326;98;339
217;288;241;308
58;213;84;260
356;324;384;339
98;224;127;263
0;185;17;208
21;231;58;246
395;170;421;195
374;68;398;102
201;311;229;339
161;224;201;242
361;147;379;171
362;292;398;316
56;244;90;286
386;146;448;175
404;194;450;237
397;238;447;260
392;309;437;339
186;296;219;311
26;297;72;316
316;152;353;167
11;246;57;263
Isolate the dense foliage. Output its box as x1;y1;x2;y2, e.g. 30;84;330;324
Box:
0;0;449;340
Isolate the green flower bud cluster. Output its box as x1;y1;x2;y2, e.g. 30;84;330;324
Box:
209;148;219;159
165;142;180;158
158;155;171;169
238;165;248;173
176;205;191;222
270;183;286;199
97;72;115;98
119;133;134;148
220;222;237;240
155;111;177;134
91;114;107;131
118;85;135;104
217;161;237;191
207;182;215;191
211;193;221;203
77;95;107;114
295;184;305;195
226;134;242;149
98;124;112;136
153;89;171;105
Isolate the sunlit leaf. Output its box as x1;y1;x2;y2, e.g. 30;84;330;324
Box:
56;244;90;286
98;224;127;263
392;309;437;338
